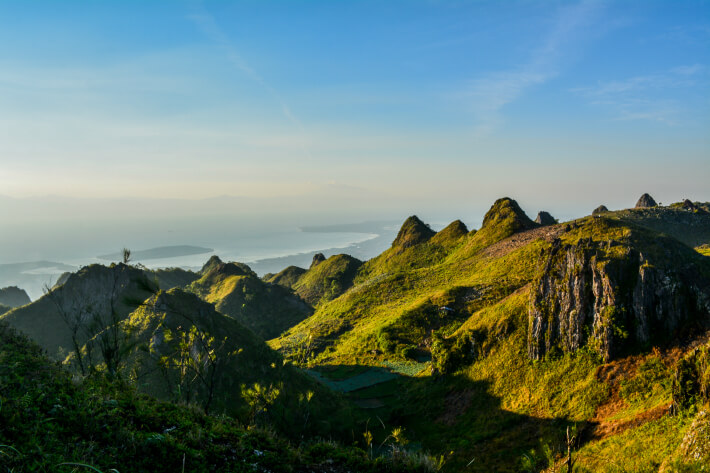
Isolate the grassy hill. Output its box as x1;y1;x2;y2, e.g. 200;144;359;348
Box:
270;197;710;471
115;288;358;440
0;320;437;473
0;286;31;307
292;254;363;306
146;266;200;290
265;265;307;288
186;259;312;340
0;263;157;360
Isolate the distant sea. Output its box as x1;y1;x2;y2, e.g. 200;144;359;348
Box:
0;220;402;301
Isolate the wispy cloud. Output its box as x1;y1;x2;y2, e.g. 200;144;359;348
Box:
572;64;707;124
186;0;312;156
462;0;604;135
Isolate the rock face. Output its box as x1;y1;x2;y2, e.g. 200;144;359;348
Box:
528;237;710;361
311;253;326;268
392;216;436;249
592;205;609;215
635;193;658;208
535;211;557;226
0;286;31;307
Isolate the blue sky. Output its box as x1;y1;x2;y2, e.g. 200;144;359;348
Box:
0;0;708;217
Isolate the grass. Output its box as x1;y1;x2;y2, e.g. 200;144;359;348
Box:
0;320;439;473
187;262;312;340
573;412;694;472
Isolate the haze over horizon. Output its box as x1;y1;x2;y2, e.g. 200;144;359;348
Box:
0;0;708;216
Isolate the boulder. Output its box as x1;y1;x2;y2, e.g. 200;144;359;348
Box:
535;211;557;226
592;205;609;215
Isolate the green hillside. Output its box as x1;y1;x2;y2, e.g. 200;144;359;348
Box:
186;258;312;340
0;320;435;473
115;288;357;439
264;265;307;288
270;198;710;471
0;263;157;360
146;266;200;290
292;254;363;306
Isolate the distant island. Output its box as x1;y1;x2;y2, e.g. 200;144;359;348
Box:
97;245;214;261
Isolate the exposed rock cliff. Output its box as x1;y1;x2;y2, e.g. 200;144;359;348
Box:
528;229;710;361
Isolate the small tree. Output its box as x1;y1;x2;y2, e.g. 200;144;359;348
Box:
122;248;132;265
241;382;281;426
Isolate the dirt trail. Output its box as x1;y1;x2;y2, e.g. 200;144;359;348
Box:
482;225;566;259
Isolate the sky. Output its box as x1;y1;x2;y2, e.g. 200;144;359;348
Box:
0;0;709;220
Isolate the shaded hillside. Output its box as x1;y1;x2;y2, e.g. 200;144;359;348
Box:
0;263;157;359
0;286;31;307
0;321;432;473
611;202;710;249
118;289;355;438
264;265;307;288
187;260;311;340
146;266;200;290
293;254;362;306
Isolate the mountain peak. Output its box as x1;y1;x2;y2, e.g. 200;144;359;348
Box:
392;215;436;248
592;205;609;215
431;219;468;244
480;197;536;234
635;193;658;208
310;253;326;268
200;255;223;274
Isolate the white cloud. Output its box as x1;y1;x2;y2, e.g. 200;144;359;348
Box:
572;64;707;124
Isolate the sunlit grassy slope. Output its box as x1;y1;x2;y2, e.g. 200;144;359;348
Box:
269;198;710;472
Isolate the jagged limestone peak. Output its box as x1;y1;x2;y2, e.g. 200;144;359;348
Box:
392;215;436;248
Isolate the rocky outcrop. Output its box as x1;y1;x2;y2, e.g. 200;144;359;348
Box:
592;205;609;215
635;193;658;208
682;199;697;212
392;216;435;249
200;255;224;274
528;236;710;361
310;253;326;268
535;211;557;226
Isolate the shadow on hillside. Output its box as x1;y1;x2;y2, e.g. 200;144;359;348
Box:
307;363;596;473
